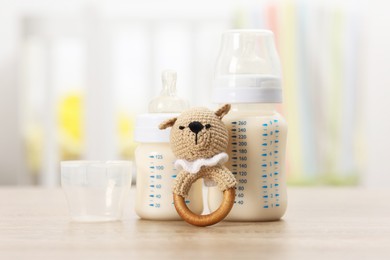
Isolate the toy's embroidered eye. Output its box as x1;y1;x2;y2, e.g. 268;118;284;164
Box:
205;124;211;129
179;126;185;130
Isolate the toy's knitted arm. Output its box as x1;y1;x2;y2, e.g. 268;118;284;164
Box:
203;166;237;192
173;170;197;197
173;166;237;197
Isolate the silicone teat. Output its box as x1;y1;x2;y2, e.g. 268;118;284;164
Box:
148;70;189;113
235;35;267;73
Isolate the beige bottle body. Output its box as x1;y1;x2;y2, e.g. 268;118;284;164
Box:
135;143;203;220
208;104;287;221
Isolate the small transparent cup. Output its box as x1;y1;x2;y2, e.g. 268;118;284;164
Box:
61;161;132;222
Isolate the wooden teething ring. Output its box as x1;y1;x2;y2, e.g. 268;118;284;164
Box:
173;187;235;227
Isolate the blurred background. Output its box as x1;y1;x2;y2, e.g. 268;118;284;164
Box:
0;0;389;187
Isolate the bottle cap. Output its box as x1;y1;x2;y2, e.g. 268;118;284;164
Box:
213;30;282;103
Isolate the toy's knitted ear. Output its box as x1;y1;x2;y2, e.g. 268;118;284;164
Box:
215;104;231;120
159;117;177;130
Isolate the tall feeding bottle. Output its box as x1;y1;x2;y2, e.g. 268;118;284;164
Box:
208;30;287;221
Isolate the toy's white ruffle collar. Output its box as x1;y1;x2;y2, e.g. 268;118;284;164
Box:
174;152;228;174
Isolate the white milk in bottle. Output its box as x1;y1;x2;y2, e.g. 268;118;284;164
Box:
208;30;287;221
135;70;203;220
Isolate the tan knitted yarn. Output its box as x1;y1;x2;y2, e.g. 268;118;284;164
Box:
174;165;236;197
159;104;237;197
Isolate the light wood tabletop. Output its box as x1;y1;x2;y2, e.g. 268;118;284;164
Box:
0;187;389;259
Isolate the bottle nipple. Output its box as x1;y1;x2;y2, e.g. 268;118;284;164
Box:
236;36;267;74
148;70;189;113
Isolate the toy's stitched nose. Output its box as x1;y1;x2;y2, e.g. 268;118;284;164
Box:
188;121;204;134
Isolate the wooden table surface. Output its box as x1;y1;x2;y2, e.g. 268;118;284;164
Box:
0;187;389;259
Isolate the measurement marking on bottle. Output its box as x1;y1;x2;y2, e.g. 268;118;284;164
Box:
274;122;280;206
148;153;167;208
261;120;275;209
231;121;247;205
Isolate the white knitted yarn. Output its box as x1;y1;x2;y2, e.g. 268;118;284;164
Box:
174;152;228;174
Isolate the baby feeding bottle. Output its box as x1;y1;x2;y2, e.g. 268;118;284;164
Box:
135;70;203;220
208;30;288;221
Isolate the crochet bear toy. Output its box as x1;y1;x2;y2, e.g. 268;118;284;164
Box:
159;104;237;226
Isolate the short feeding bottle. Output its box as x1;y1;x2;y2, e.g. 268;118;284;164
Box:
208;30;288;221
134;70;203;220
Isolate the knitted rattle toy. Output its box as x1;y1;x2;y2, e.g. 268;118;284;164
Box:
159;104;237;227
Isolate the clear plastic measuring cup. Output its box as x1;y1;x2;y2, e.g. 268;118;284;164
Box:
61;161;132;222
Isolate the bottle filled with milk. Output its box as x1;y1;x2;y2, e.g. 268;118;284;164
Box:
208;30;287;221
134;70;203;220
